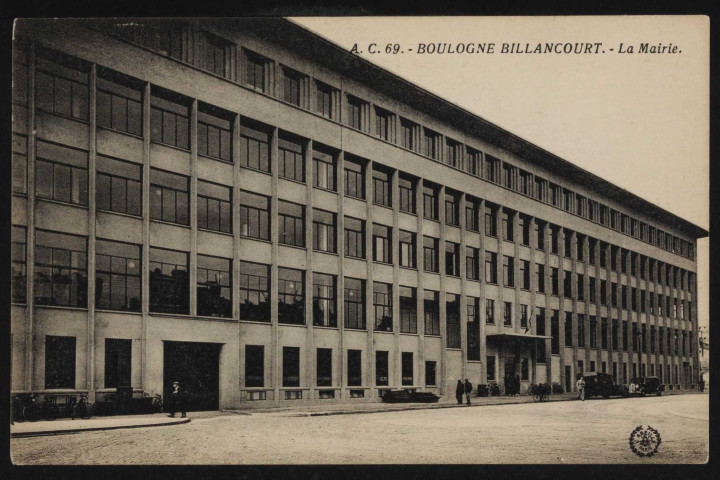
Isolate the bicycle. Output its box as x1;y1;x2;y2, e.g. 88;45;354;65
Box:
40;395;59;421
22;393;40;422
529;383;551;402
71;392;94;420
152;394;164;413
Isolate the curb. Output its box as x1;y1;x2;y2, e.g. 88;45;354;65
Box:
11;418;191;438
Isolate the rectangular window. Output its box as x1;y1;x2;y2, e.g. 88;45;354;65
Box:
564;230;572;258
282;66;301;106
13;43;28;105
485;251;497;284
622;321;629;351
424;290;440;335
149;247;188;314
534;177;546;202
487;356;496;381
372;166;392;207
376;351;389;386
535;221;545;250
278;200;305;247
551;267;559;295
612;320;619;350
445;138;461;168
466;247;480;280
504;301;512;326
373;282;393;331
521;358;529;381
485;204;497;236
445;242;460;276
312;273;336;327
400;118;415;150
279;136;305;183
444;192;460;226
198;180;232;234
601;279;608;305
465;148;481;176
589;277;596;303
423;184;439;220
375;107;392;141
96;67;143;136
278;267;305;325
467;297;480;360
373;224;392;263
622;285;628;310
400;286;417;334
601;318;609;349
503;255;514;287
578;314;586;347
502;163;515;190
344;278;366;329
502;210;513;242
398;175;415;214
549;183;561;207
465;198;480;232
239;261;270;322
105;338;132;388
11;226;27;303
520;260;530;290
536;263;545;293
316;348;332;387
565;312;573;347
34;230;87;308
344;156;365;199
423;236;439;273
35;50;89;121
486;299;495;324
520;304;529;329
150;168;189;225
35;141;88;206
344;216;365;259
12;134;27;195
347;96;365;130
550;226;559;254
45;336;76;389
282;347;300;387
400;230;417;268
347;350;362;386
564;271;572;297
423;128;439;159
313;209;336;253
201;31;229;77
240;190;270;240
198;105;233;162
425;361;437;386
576;235;585;262
551;311;560;354
316;81;334;119
536;308;547;361
402;352;414;386
244;50;267;92
446;294;461;348
197;255;232;318
96;156;141;216
313;147;336;191
150;89;189;149
577;274;585;301
239;120;271;173
95;239;141;312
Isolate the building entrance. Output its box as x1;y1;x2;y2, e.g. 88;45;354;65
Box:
163;341;222;411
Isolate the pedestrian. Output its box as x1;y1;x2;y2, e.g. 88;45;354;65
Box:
576;374;585;401
455;380;464;404
464;379;473;405
169;380;187;418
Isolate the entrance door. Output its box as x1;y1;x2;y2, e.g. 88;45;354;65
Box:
164;341;222;411
565;366;572;392
504;362;516;395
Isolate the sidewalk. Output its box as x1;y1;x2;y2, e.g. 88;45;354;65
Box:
11;413;190;438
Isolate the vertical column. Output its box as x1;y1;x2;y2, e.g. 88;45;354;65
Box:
365;160;374;396
140;82;151;391
391;170;401;387
270;128;280;404
527;215;537;384
478;199;487;383
458;193;467;380
594;240;602;369
189;99;198;317
512;211;521;334
337;151;346;399
570;231;578;382
416;178;426;387
542;222;552;381
86;63;97;399
232;115;241;402
557;227;566;390
438;185;447;395
24;42;36;391
305;139;314;401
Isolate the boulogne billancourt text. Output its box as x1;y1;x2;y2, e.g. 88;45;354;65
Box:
414;42;680;54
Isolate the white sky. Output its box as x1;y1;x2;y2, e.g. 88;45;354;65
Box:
292;16;709;329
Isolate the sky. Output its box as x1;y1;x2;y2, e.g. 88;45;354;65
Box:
292;16;709;329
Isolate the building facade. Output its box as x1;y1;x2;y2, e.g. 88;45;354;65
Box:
11;18;707;409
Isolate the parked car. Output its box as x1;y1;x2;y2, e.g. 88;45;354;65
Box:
582;372;629;399
380;389;441;403
628;377;664;396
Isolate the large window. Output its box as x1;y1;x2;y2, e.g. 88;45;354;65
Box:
95;239;141;312
35;141;88;206
96;67;142;136
423;128;439;159
536;308;547;361
536;264;545;293
197;255;232;318
282;66;301;106
150;89;189;149
551;267;559;295
149;247;188;314
35;50;89;121
601;318;609;350
400;118;415;150
445;138;461;168
423;184;439;220
278;200;305;247
313;273;336;327
373;224;392;263
11;226;26;303
465;198;480;232
425;361;437;386
239;261;270;322
198;180;231;233
344;156;364;199
34;230;87;307
12;134;27;195
402;352;414;386
446;242;460;276
502;210;514;242
485;204;497;236
486;299;495;324
317;348;333;387
504;302;513;326
239;121;271;172
108;21;186;61
399;230;417;268
466;148;481;176
347;350;362;386
347;96;365;130
316;81;334;119
240;190;270;240
466;247;479;281
375;107;392;141
503;255;514;287
200;31;229;77
520;260;530;290
313;209;336;253
485;251;497;284
551;311;560;354
423;236;439;273
578;314;586;347
198;105;233;162
313;147;336;191
372;166;392;207
245;345;264;387
282;347;300;387
376;351;389;386
445;192;460;226
344;216;365;259
373;282;393;331
279;135;305;183
105;338;131;388
467;297;480;360
446;294;461;348
535;221;545;250
424;290;440;336
344;278;365;329
278;267;305;325
45;336;76;389
150;169;189;225
399;175;415;214
244;50;268;92
400;286;417;334
97;156;141;216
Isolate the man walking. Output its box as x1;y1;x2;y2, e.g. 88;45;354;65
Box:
455;380;464;404
169;380;187;418
576;374;585;401
464;379;473;405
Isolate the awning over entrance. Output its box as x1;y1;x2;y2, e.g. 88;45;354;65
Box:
486;332;552;342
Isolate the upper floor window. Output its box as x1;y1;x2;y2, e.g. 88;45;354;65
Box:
399;230;417;268
373;224;392;264
446;294;461;348
197;180;232;234
485;251;498;284
243;50;269;92
12;134;27;195
11;226;26;304
240;190;270;240
315;81;335;119
400;117;416;151
344;217;365;259
549;183;561;207
278;267;305;325
313;209;336;253
12;43;28;105
278;200;305;248
150;88;189;150
423;236;439;273
344;156;366;199
109;21;186;61
502;209;514;242
36;140;88;206
347;95;366;131
399;174;416;214
372;166;392;207
445;242;460;276
281;66;302;106
502;163;515;190
149;247;188;314
399;286;417;334
375;107;393;141
198;104;233;162
424;290;440;336
466;247;480;281
239;120;271;173
465;148;481;176
96;67;143;136
423;183;439;220
445;191;460;226
465;197;480;232
423;128;440;160
35;49;89;121
239;261;270;321
96;155;142;216
534;177;546;202
445;138;461;168
344;278;365;330
150;168;189;226
196;254;232;318
485;155;500;183
519;170;532;196
313;273;337;327
201;31;231;77
313;146;336;191
373;282;393;332
278;134;305;183
34;230;87;308
485;204;497;236
563;189;574;213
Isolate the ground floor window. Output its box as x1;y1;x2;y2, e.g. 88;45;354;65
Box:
316;348;332;387
282;347;300;387
402;352;413;386
376;350;389;386
486;355;496;381
105;338;131;388
245;345;264;387
425;361;436;386
45;335;76;389
348;349;362;386
521;358;529;380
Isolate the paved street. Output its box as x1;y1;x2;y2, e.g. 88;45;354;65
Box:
11;393;707;464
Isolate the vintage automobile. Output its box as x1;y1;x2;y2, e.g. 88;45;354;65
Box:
628;377;664;396
380;389;441;403
582;372;629;399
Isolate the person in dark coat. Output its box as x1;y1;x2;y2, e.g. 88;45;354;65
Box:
169;380;187;418
455;380;464;404
464;379;473;405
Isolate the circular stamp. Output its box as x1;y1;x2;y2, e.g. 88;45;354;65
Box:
628;425;662;457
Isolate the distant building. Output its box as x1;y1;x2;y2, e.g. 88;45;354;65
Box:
11;18;708;409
